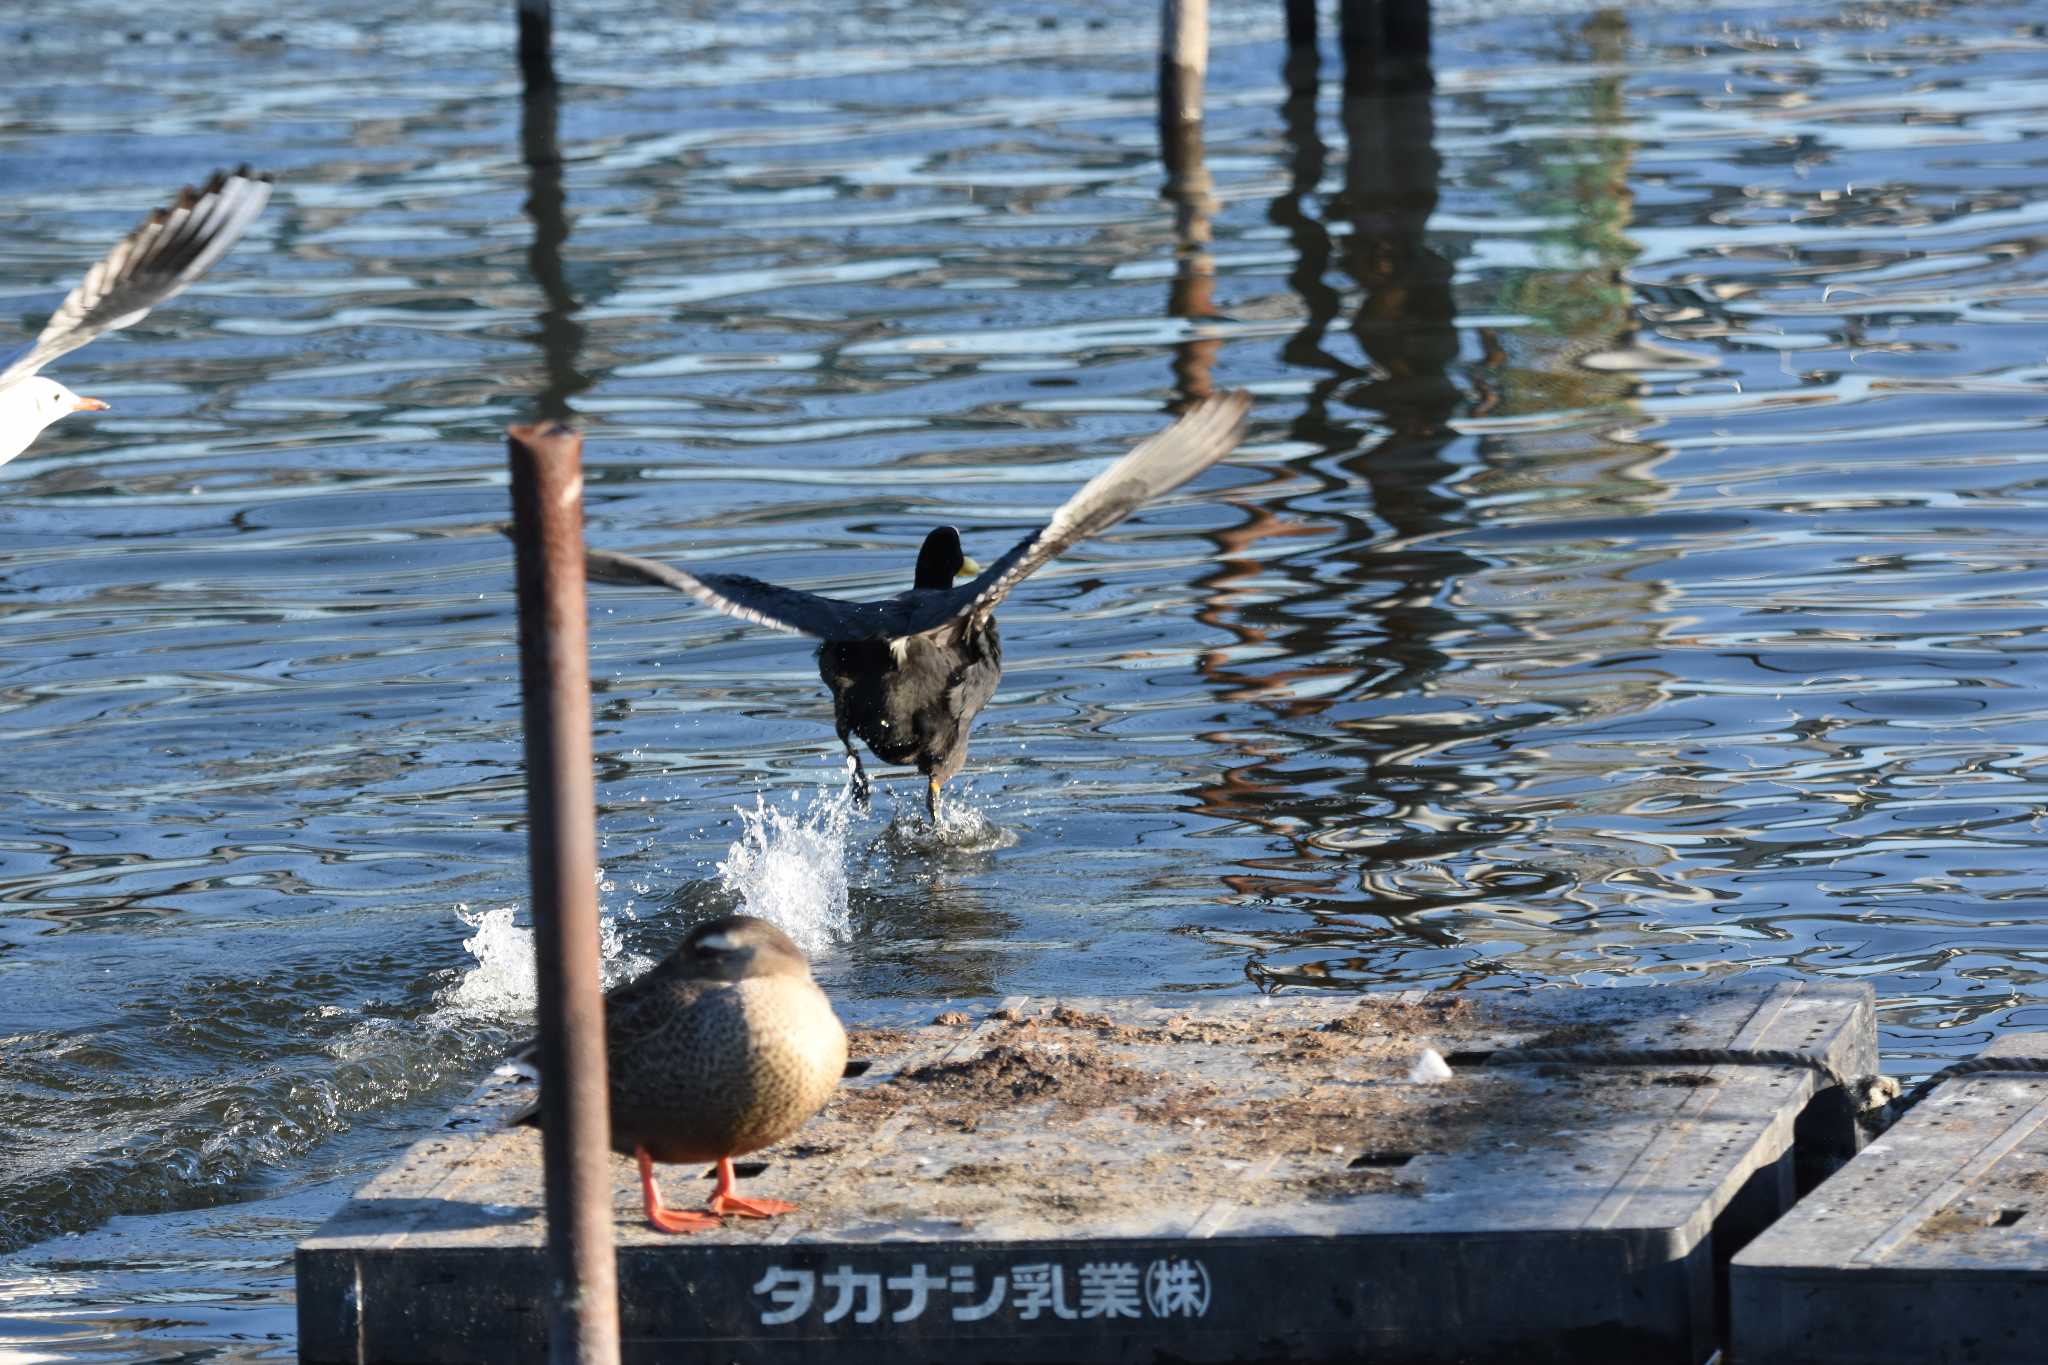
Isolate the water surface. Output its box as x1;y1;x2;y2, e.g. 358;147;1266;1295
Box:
4;0;2048;1358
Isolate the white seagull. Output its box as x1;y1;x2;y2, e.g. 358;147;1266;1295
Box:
0;167;273;468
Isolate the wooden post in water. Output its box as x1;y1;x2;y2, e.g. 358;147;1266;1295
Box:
1159;0;1209;175
1341;0;1433;95
1381;0;1431;75
1284;0;1320;92
518;0;555;94
506;420;620;1363
519;0;590;422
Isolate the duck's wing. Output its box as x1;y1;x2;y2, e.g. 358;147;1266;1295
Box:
599;969;721;1057
907;389;1252;637
506;966;718;1126
586;546;918;641
0;168;273;391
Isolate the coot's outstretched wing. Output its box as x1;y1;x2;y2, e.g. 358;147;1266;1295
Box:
934;389;1251;633
582;390;1250;643
0;168;274;391
585;546;913;640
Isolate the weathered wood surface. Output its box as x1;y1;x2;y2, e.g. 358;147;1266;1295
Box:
299;981;1875;1364
1731;1031;2048;1365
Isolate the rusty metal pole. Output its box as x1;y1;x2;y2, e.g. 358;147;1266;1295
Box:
507;421;622;1365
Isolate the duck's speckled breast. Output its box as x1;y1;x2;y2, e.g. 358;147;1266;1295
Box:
614;975;847;1165
725;975;848;1154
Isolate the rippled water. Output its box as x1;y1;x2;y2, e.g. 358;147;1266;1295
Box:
4;0;2047;1357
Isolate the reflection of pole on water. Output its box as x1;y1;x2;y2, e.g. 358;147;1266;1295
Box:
510;8;620;1364
519;0;591;424
1160;104;1217;403
1184;25;1500;945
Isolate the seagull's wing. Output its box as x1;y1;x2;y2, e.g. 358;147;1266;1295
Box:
586;546;913;641
910;389;1252;636
0;167;274;391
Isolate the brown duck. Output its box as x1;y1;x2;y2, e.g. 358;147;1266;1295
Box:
515;915;847;1233
583;391;1251;818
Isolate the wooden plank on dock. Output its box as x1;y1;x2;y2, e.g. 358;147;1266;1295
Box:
1730;1032;2048;1365
299;982;1874;1364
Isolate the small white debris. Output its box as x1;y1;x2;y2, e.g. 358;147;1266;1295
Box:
1407;1048;1454;1084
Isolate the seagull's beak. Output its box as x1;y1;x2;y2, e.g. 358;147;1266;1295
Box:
72;396;110;413
956;556;982;579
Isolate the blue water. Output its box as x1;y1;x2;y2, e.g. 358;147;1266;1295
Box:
4;0;2048;1357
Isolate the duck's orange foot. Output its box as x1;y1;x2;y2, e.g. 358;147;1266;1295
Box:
709;1192;797;1219
639;1145;722;1235
649;1203;723;1234
705;1155;798;1219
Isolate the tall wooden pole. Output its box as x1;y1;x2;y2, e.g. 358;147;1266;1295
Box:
518;0;555;95
1160;1;1215;403
1342;0;1433;96
1284;0;1321;92
507;420;622;1365
1159;0;1209;175
519;0;589;423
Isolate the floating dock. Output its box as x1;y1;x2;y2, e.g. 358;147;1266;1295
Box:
298;982;1876;1363
1732;1031;2048;1364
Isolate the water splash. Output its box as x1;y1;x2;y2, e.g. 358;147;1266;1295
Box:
874;787;1018;857
436;773;1007;1009
714;780;856;955
440;900;650;1022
